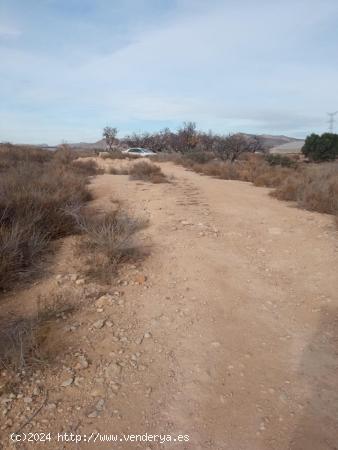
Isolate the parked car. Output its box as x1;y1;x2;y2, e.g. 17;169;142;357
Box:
122;147;155;157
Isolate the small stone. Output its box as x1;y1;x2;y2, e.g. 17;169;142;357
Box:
144;332;152;339
95;399;105;411
46;403;56;410
93;319;105;329
33;386;40;396
87;410;98;418
23;397;33;404
60;377;74;387
74;377;83;387
104;363;121;379
75;279;85;285
110;382;120;392
95;295;113;308
134;274;147;285
211;341;221;348
90;388;105;397
146;387;152;397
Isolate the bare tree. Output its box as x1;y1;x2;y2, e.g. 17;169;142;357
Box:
103;126;118;152
177;122;198;153
247;135;264;154
213;134;248;162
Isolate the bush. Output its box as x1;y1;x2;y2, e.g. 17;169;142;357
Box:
182;151;215;164
265;154;297;168
101;151;129;160
129;161;167;183
75;210;146;281
0;146;92;291
0;292;74;371
72;159;102;175
302;133;338;162
273;163;338;214
0;144;53;170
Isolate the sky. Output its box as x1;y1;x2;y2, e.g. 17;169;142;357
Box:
1;0;338;144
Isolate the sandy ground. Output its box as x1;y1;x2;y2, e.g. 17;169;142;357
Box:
1;159;338;450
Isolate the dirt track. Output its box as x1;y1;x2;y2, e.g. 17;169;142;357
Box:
89;160;338;449
2;160;338;449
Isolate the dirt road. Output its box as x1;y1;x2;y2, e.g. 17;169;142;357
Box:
3;160;338;449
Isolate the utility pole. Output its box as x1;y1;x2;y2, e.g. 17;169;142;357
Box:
327;111;338;133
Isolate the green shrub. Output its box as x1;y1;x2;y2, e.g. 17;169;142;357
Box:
302;133;338;162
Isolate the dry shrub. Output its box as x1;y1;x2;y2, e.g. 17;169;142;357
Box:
151;152;185;165
0;144;53;171
0;146;93;291
253;167;291;188
108;165;129;175
53;145;76;164
129;161;167;183
273;163;338;214
101;151;129;160
109;166;120;175
181;154;294;187
75;210;147;281
0;293;74;371
72;159;102;175
0;223;48;290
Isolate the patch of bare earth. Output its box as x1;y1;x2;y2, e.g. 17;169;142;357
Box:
1;158;338;450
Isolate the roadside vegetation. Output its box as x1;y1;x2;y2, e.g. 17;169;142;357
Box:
0;144;100;292
0;143;146;373
74;209;146;282
129;160;167;183
107;159;167;183
0;291;76;371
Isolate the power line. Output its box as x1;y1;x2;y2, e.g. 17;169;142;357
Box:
327;111;338;133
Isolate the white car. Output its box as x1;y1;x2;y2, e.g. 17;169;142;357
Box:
122;147;155;157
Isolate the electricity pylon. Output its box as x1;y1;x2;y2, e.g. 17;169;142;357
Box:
327;111;338;133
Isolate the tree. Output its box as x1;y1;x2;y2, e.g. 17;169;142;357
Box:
214;134;249;162
177;122;198;153
302;133;338;162
103;126;118;152
248;135;264;154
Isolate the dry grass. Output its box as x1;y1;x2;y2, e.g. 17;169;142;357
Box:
272;163;338;215
0;145;93;291
129;160;167;183
0;292;74;371
101;151;130;160
108;165;129;175
71;158;102;175
75;210;147;282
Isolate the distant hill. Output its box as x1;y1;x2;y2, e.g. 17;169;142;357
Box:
68;139;106;150
269;140;305;154
240;133;303;150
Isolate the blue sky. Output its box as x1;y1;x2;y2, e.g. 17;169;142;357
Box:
1;0;338;144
